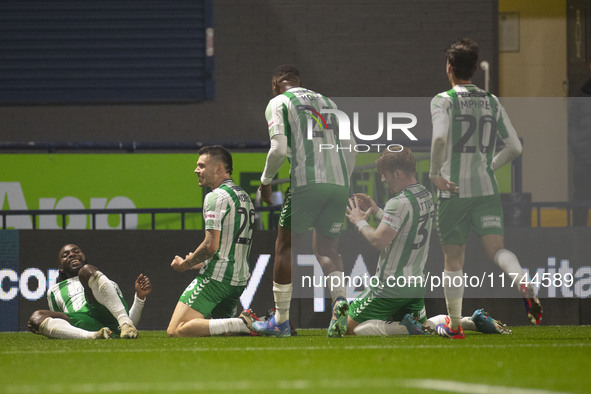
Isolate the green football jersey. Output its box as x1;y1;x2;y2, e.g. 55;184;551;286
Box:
47;276;124;314
430;84;518;198
376;184;434;294
201;179;253;286
265;87;351;188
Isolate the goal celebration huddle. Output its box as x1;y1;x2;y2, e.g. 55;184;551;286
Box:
28;39;541;341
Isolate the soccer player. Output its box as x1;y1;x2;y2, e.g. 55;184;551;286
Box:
254;65;356;337
429;38;542;339
28;243;151;339
337;148;434;337
167;146;257;337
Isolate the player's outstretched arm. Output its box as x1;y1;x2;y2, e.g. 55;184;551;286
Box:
129;274;152;327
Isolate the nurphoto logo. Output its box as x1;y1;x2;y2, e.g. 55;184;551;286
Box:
299;106;418;152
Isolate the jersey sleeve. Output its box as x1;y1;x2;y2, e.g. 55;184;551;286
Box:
491;97;522;170
429;94;450;177
381;197;405;232
265;96;287;139
494;96;515;140
260;134;288;185
204;191;225;231
128;294;146;327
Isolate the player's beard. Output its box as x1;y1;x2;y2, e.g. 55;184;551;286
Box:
61;259;86;278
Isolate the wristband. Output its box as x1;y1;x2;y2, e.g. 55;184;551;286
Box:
356;220;369;231
134;293;146;303
260;177;273;185
375;208;384;220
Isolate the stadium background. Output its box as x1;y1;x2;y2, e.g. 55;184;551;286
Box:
2;0;591;331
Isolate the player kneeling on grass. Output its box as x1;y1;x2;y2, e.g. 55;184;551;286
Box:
167;146;257;337
28;244;151;339
332;149;511;337
329;148;434;338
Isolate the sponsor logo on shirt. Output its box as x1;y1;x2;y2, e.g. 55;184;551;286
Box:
382;213;395;224
329;222;343;234
481;215;502;228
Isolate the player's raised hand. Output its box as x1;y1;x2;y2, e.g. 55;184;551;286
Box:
353;193;379;216
171;255;188;272
135;274;152;300
346;195;370;225
171;254;203;272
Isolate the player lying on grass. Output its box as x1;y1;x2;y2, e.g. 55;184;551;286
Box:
28;243;151;339
167;146;257;337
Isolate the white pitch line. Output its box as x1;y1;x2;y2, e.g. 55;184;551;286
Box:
1;342;590;356
3;378;570;394
400;379;570;394
4;379;399;394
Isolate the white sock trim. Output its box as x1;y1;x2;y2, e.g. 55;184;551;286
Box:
273;282;292;324
443;270;464;329
494;248;529;291
209;318;250;336
327;271;346;302
39;317;94;339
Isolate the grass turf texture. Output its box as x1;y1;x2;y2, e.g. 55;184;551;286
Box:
2;326;590;393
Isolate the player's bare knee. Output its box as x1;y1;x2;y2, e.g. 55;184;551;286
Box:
28;310;47;332
28;310;66;333
481;235;504;261
314;236;340;259
167;324;180;337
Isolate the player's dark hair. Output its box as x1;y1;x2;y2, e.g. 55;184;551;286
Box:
445;38;479;81
273;64;301;84
376;148;416;175
198;145;233;175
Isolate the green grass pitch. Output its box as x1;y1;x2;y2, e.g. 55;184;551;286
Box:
2;326;590;393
